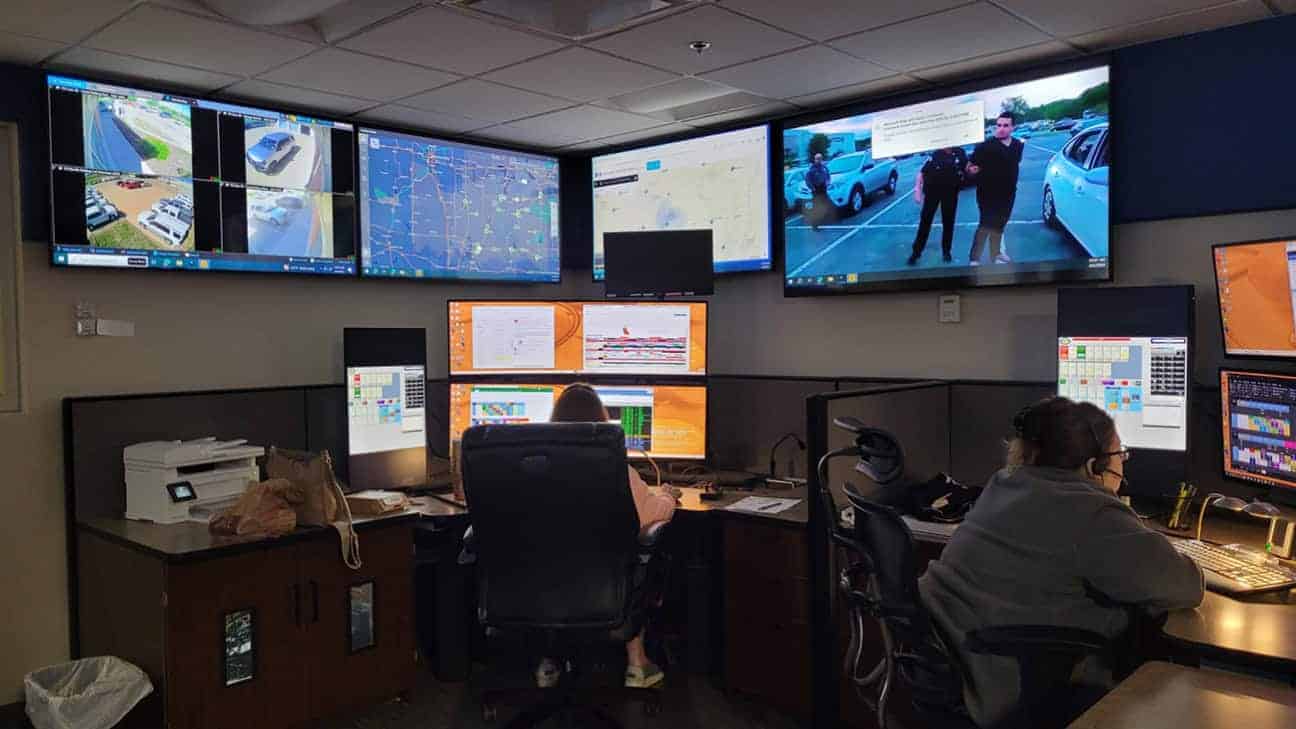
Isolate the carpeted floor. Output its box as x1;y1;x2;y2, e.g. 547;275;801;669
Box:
315;668;802;729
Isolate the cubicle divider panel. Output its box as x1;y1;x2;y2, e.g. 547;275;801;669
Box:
304;385;347;481
66;388;310;522
708;376;835;473
949;382;1053;488
822;383;952;507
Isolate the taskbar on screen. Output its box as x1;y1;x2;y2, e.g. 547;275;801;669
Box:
786;257;1110;294
53;245;356;275
360;265;560;283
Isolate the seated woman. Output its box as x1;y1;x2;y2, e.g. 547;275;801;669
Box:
919;396;1203;727
538;383;677;690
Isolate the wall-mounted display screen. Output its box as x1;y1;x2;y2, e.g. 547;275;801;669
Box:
356;127;560;282
592;124;771;277
1214;238;1296;359
783;64;1110;295
450;383;707;460
48;75;356;275
448;300;707;377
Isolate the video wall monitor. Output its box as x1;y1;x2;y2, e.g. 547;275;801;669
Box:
592;124;771;278
344;328;427;490
355;127;561;282
47;75;357;275
604;229;714;298
449;383;707;460
1221;369;1296;493
1213;238;1296;359
448;300;707;377
783;64;1111;295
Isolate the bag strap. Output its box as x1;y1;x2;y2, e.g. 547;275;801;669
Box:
322;451;362;570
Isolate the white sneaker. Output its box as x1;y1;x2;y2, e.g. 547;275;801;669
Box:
969;260;981;267
994;253;1013;264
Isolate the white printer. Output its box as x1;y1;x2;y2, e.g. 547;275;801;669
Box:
124;438;264;524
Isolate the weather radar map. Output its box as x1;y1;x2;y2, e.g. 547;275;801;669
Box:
358;128;560;281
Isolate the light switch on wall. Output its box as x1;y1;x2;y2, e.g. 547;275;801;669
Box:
939;294;961;323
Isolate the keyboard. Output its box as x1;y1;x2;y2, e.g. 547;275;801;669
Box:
1172;539;1296;594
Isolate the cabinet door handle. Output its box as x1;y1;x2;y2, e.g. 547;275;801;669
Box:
292;584;301;628
310;580;320;623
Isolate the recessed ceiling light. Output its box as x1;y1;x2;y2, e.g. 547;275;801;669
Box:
689;40;712;54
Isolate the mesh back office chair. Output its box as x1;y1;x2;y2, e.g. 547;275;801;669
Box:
821;420;1111;729
459;423;668;728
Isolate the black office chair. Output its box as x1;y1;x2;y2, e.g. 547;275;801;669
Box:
819;420;1111;729
458;422;669;728
833;488;1112;729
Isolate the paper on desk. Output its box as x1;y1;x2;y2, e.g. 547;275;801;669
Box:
725;496;801;515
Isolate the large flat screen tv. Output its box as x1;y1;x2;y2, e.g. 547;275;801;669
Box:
48;75;357;275
356;127;561;282
782;63;1111;295
592;124;771;278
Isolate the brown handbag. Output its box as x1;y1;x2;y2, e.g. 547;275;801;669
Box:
264;447;362;569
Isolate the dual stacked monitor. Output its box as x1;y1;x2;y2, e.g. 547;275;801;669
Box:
448;300;708;462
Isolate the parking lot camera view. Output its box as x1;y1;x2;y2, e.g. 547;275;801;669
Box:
49;75;355;275
86;173;194;250
82;91;192;178
784;65;1110;294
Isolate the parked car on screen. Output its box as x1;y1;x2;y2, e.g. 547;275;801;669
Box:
246;132;295;173
1071;115;1108;137
1052;117;1078;132
1043;123;1109;257
250;203;290;227
793;152;899;217
784;167;806;213
85;202;119;230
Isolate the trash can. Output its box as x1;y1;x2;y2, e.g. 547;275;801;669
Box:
24;656;153;729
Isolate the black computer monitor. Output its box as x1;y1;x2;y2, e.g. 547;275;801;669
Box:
1056;286;1194;496
1221;369;1296;501
603;230;714;298
344;328;427;489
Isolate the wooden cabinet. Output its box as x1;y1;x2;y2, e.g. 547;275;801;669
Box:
722;518;812;718
76;517;416;729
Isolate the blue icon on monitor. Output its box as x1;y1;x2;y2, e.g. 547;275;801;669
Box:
646;160;662;171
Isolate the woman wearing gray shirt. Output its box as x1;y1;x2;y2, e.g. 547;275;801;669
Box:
919;397;1203;727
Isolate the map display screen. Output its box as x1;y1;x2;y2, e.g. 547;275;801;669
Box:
357;127;561;282
592;124;771;277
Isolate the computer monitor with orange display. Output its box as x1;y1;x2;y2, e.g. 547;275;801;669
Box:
1214;238;1296;358
448;300;707;377
449;383;707;460
1221;369;1296;495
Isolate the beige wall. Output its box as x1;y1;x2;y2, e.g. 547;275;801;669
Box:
5;113;1296;702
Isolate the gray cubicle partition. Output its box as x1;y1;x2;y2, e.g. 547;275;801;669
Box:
708;375;836;475
948;382;1054;487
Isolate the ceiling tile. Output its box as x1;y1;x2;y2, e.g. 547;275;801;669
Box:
720;0;970;41
480;105;664;148
356;105;488;134
46;47;241;92
996;0;1238;37
314;0;421;43
401;79;574;123
0;0;133;44
686;101;797;128
785;75;923;109
482;47;679;102
604;78;739;114
219;80;376;116
340;6;566;75
589;5;806;74
86;4;317;77
0;32;65;65
830;3;1051;72
702;46;892;100
1068;1;1273;52
911;41;1079;83
563;123;696;152
260;48;459;102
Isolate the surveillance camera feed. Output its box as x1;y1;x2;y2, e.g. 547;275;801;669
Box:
48;75;357;274
783;65;1110;295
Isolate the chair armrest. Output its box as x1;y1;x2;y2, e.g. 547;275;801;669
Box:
966;625;1109;657
457;525;477;565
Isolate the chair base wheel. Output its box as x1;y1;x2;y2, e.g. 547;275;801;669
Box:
482;704;498;722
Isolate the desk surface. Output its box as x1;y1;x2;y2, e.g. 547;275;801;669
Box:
1068;661;1296;729
667;484;809;525
1163;589;1296;669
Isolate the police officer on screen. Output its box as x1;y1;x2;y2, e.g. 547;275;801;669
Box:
805;152;831;231
907;145;968;265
